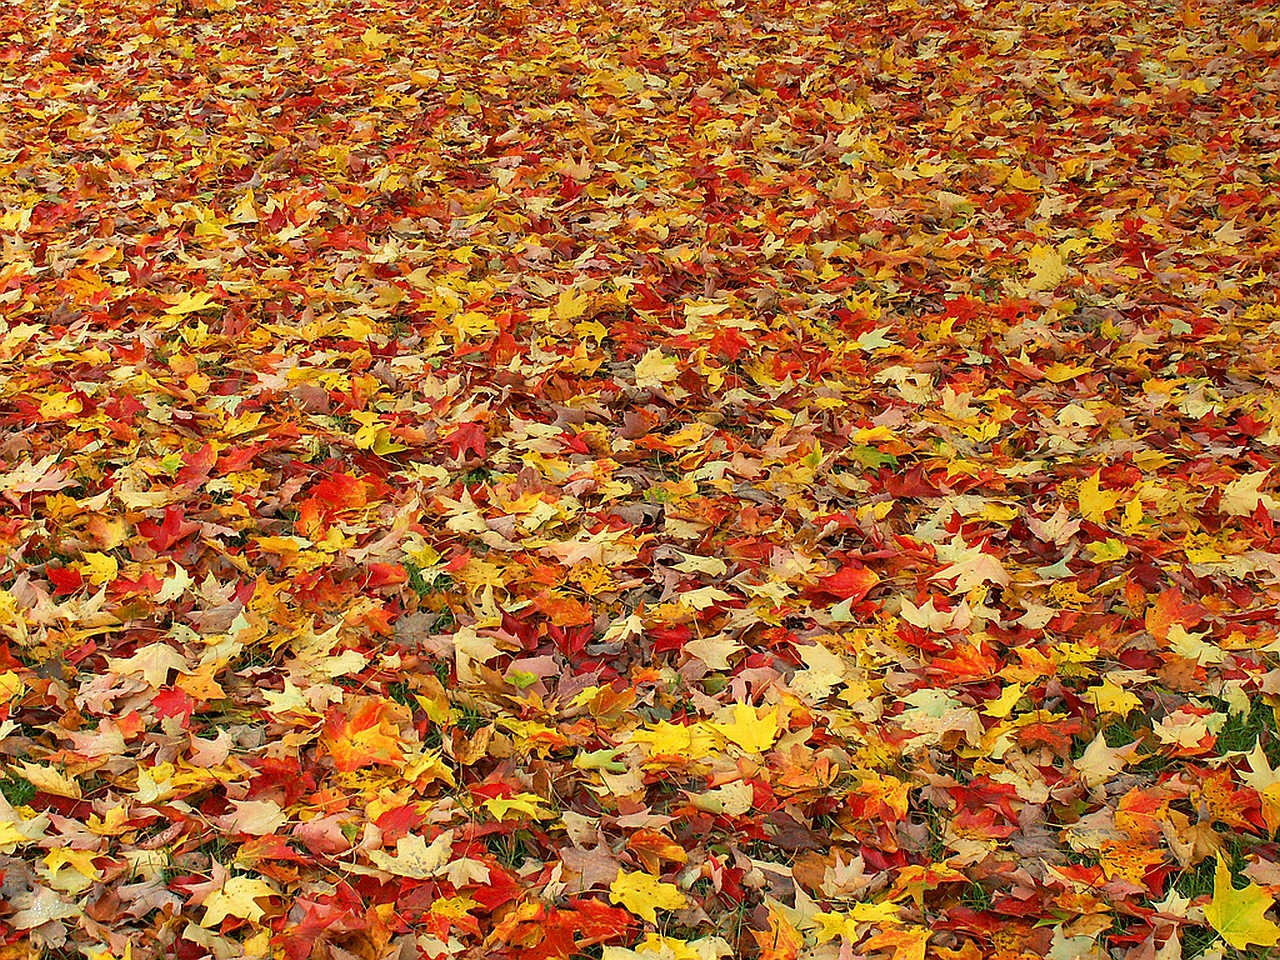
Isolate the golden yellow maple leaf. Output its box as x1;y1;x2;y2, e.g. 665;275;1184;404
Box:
710;703;780;754
483;793;554;821
1025;244;1067;291
609;870;688;923
1205;857;1280;950
163;291;217;315
1078;471;1121;524
201;876;277;927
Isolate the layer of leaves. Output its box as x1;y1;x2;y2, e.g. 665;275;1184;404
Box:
2;0;1280;958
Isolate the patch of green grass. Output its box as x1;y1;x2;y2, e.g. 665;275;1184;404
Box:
1101;714;1146;748
1181;925;1219;959
387;681;414;709
423;724;443;750
1216;702;1280;762
486;828;531;868
454;703;488;734
0;774;35;807
404;559;433;598
960;880;993;912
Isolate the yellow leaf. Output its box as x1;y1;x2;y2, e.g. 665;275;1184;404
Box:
862;927;930;960
1086;538;1129;563
1078;471;1121;525
16;761;82;799
231;190;259;223
609;870;688;923
163;291;217;315
0;821;29;849
634;348;679;390
629;721;716;760
1168;624;1225;666
1221;471;1277;517
1121;496;1145;534
983;683;1024;719
1086;680;1141;716
77;552;119;585
0;671;23;701
38;392;83;418
556;287;591;322
368;832;452;879
710;703;780;754
1042;361;1092;382
1026;244;1067;291
201;876;277;927
1205;857;1280;950
483;793;554;821
1007;168;1042;191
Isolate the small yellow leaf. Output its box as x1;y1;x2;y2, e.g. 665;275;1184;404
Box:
1086;538;1129;563
77;552;119;585
609;870;688;923
710;703;780;754
201;876;277;927
556;287;591;322
1078;471;1121;525
483;793;554;821
634;348;679;390
368;832;452;879
1086;680;1141;717
163;291;217;315
982;683;1024;719
0;671;23;701
1042;361;1092;382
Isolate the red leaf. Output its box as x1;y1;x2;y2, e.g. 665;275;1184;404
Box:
138;505;201;553
46;564;83;595
444;422;486;459
812;564;880;602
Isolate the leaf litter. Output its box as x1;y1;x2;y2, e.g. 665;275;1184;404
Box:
1;0;1280;957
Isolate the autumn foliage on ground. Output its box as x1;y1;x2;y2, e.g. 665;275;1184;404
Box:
2;0;1280;957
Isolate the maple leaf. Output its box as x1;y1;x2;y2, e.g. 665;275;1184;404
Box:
1078;471;1121;525
710;703;781;754
483;792;555;821
609;871;688;924
1074;733;1142;789
368;832;452;879
444;422;487;460
1205;857;1280;950
8;885;80;930
634;348;680;390
200;876;278;927
322;700;405;772
752;903;802;960
1220;471;1277;517
163;290;218;315
862;928;930;960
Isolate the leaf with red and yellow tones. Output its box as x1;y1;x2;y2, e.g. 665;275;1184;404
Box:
1144;586;1206;643
752;903;803;960
812;564;880;603
862;927;930;960
322;699;405;772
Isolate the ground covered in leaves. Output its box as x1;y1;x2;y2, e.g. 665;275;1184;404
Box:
2;0;1280;957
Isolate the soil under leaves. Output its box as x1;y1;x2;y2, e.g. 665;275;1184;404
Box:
2;0;1280;958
